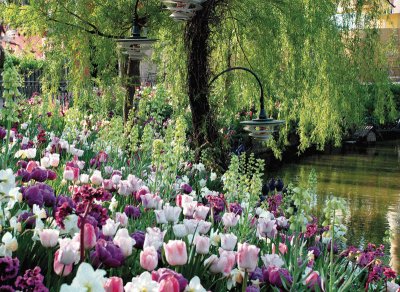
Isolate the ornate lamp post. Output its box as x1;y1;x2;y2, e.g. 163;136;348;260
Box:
115;0;157;122
115;1;156;60
209;67;284;141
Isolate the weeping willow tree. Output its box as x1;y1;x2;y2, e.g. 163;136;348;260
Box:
0;0;397;154
149;0;397;156
194;0;398;153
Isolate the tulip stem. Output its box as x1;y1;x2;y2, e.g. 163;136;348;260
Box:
57;265;66;291
329;209;335;292
46;249;52;288
2;120;11;169
242;271;248;292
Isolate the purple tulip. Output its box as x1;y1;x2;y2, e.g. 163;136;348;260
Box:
308;246;321;258
124;205;141;219
17;160;28;169
181;183;193;194
263;266;292;288
17;169;30;182
0;126;6;139
229;202;243;215
46;170;57;180
91;240;125;268
246;286;260;292
275;178;284;192
23;183;56;208
268;178;276;191
250;267;263;282
29;168;48;182
23;185;44;207
18;211;36;229
131;230;145;249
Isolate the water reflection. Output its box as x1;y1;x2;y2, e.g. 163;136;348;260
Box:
269;139;400;270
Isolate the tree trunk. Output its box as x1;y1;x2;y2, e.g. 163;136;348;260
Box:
184;0;221;153
123;58;140;123
0;45;5;71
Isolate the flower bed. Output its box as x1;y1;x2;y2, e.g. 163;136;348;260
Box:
0;94;399;292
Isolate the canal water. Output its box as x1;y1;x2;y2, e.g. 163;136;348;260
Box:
268;139;400;270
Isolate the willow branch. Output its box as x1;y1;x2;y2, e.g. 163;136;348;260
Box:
387;0;395;8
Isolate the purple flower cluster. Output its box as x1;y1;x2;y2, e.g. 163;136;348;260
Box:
267;194;283;215
0;257;19;282
15;267;48;292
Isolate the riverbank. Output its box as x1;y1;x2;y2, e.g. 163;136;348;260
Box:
267;139;400;271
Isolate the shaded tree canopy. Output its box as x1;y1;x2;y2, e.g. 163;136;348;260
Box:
0;0;397;153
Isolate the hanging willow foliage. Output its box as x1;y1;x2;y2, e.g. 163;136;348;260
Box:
0;0;397;152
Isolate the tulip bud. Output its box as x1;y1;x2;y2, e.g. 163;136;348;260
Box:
194;235;210;254
39;229;59;248
104;276;124;292
83;223;97;249
140;246;158;271
54;250;73;276
163;240;187;266
237;243;260;272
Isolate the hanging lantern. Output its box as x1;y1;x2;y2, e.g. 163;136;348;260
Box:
209;67;285;141
116;37;156;60
162;0;207;21
241;118;284;141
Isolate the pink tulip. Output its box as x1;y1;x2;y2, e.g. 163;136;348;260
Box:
115;212;128;227
83;223;96;249
39;229;59;248
64;166;79;181
175;194;183;207
141;193;159;209
26;160;39;173
140;246;158;271
194;235;210;254
257;218;277;239
222;212;240;228
104;276;124;292
197;220;212;235
220;233;237;251
102;179;114;190
49;153;60;167
177;194;194;208
144;227;166;249
163;240;187;266
207;249;236;275
193;205;210;221
279;243;288;255
182;201;197;217
90;170;103;185
53;250;73;276
237;243;260;272
305;271;321;290
159;275;180;292
136;186;150;201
